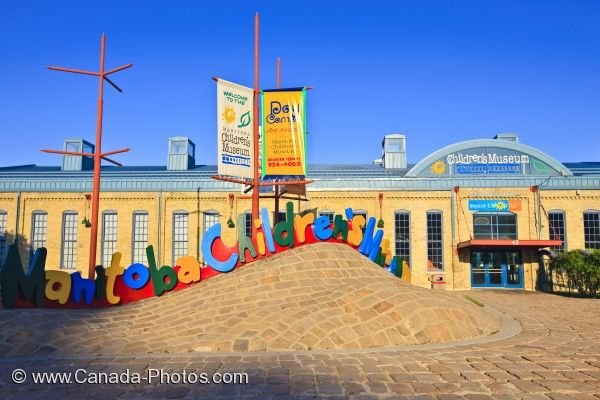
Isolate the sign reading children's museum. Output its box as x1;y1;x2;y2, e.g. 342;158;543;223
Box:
217;79;254;178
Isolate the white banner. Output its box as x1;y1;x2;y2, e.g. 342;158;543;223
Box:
217;79;254;178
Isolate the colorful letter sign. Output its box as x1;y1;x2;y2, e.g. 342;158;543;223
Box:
217;79;254;178
261;88;307;177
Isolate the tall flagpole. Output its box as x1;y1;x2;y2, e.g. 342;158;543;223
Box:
274;57;281;223
252;13;260;235
43;34;132;279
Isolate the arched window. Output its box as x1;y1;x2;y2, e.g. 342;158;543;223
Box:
426;210;443;271
0;210;7;267
172;210;189;265
547;210;566;253
61;211;78;270
394;210;410;265
584;210;600;250
203;210;219;233
319;209;335;224
101;211;118;267
243;210;252;238
352;209;368;221
132;211;149;264
31;210;48;252
473;212;517;240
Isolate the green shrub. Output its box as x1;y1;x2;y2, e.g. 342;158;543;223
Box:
551;249;600;298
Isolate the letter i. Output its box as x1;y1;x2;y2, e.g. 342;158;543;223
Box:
254;219;266;255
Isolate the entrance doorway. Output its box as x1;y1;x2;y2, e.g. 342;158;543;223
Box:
471;250;523;288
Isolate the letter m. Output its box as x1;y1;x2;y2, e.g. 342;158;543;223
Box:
1;245;46;307
358;218;384;262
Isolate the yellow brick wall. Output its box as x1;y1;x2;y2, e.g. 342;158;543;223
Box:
0;188;598;288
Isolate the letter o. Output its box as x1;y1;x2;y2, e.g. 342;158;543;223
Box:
123;263;150;290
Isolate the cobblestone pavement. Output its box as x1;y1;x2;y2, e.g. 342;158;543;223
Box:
0;244;499;355
1;291;599;399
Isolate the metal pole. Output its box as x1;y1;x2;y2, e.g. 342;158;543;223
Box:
88;34;106;278
276;57;281;88
274;56;281;223
252;13;260;236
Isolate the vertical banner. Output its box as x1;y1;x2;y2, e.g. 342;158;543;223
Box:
261;88;307;177
217;79;254;178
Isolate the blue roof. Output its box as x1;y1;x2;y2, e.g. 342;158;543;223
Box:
0;162;598;192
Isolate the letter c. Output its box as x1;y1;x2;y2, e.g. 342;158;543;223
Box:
201;223;239;273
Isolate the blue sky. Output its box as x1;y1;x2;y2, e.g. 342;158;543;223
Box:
1;1;599;168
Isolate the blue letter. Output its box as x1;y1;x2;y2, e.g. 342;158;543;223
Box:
201;223;239;273
358;217;384;261
122;263;150;290
313;216;333;240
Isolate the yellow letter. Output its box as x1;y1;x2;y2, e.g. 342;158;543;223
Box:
380;239;392;265
45;270;72;304
176;256;201;284
347;215;365;246
254;219;266;255
105;252;124;305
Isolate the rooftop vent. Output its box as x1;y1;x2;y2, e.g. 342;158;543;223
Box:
167;137;195;170
494;133;519;142
62;139;94;171
381;134;407;169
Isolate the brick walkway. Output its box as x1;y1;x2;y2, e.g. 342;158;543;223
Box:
1;290;599;399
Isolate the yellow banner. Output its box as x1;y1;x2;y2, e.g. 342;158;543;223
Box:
261;90;306;176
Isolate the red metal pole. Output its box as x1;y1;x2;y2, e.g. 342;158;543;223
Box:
252;13;260;236
276;57;281;88
274;56;281;223
88;34;106;279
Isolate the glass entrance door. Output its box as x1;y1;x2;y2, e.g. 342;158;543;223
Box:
470;250;523;288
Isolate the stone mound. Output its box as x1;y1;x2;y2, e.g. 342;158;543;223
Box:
0;243;500;356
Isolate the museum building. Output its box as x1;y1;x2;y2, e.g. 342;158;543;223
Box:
0;133;599;291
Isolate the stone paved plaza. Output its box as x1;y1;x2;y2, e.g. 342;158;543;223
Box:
1;246;599;399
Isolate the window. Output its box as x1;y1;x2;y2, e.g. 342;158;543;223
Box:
319;210;335;224
172;211;189;265
473;212;517;240
31;211;48;252
132;212;149;264
242;211;252;238
203;211;219;233
61;212;78;270
385;141;401;153
547;211;566;253
394;211;410;266
584;211;600;250
101;211;118;267
170;140;187;154
427;211;443;271
202;211;219;264
65;141;81;152
353;209;368;221
274;210;286;224
0;211;7;267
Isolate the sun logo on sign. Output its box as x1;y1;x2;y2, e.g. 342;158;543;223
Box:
222;107;236;124
431;160;446;175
